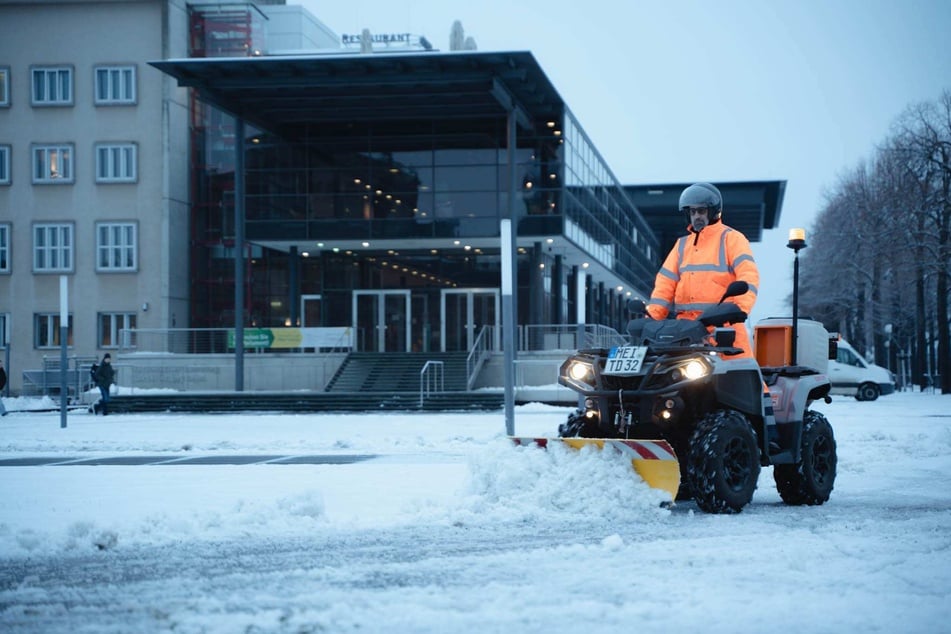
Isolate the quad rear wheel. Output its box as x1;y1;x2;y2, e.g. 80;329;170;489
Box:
685;409;761;514
774;410;837;505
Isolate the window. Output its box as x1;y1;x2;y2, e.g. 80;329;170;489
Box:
32;144;73;183
0;145;9;185
0;66;9;107
96;223;137;271
31;66;73;106
34;313;73;349
95;65;136;104
95;143;137;183
0;223;9;273
33;223;74;272
99;312;136;348
0;312;9;347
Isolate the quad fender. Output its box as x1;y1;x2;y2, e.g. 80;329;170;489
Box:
711;358;764;420
769;372;831;424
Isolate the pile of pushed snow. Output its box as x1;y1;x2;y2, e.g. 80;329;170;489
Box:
446;439;671;525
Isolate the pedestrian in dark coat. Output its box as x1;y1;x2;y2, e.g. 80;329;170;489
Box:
94;353;116;415
0;359;6;416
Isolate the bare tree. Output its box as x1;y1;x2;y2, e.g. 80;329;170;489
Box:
803;91;950;393
889;91;951;393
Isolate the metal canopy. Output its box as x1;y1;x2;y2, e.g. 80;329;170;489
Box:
625;180;786;255
150;52;785;253
150;50;564;137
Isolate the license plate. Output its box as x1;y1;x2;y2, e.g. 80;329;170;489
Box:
604;346;648;375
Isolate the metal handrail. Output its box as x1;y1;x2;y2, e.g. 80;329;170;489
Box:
466;326;492;390
419;360;444;407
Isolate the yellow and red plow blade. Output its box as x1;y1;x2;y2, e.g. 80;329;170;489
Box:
511;437;681;501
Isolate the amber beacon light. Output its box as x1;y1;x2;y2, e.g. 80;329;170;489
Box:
786;227;807;252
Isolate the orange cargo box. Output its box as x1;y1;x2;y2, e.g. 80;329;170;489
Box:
754;318;831;372
754;324;793;367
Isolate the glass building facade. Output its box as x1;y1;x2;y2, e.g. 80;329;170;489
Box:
178;10;661;354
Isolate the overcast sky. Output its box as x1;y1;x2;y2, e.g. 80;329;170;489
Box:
297;0;951;321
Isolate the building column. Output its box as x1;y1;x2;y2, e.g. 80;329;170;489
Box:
598;282;606;326
552;254;563;324
289;246;300;327
233;117;246;392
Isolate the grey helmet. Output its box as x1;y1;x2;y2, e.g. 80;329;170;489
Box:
679;182;723;224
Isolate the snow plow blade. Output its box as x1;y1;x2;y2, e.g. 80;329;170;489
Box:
511;437;681;501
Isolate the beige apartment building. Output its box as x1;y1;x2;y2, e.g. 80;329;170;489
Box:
0;0;336;392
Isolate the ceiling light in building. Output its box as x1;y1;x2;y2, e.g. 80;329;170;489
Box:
626;291;632;296
453;240;461;245
317;242;324;248
302;252;310;258
464;245;472;251
332;247;340;253
539;263;545;269
582;262;589;268
553;130;562;136
389;168;399;173
430;249;438;254
362;242;370;247
354;178;361;184
546;238;554;244
546;121;556;128
616;285;623;292
345;250;352;255
375;189;383;195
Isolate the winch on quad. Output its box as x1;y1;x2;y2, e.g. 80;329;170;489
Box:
513;275;839;515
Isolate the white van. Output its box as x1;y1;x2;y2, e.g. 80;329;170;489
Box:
828;339;895;401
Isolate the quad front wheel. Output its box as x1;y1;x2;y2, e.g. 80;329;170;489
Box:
774;410;837;505
685;409;761;514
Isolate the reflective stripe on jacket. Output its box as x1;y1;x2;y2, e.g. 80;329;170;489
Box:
647;221;759;321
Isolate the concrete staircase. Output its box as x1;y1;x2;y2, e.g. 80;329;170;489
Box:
104;390;503;414
325;352;470;393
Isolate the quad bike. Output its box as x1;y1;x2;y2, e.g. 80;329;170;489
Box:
514;281;838;514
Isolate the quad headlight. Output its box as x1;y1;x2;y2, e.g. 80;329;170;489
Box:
683;359;708;380
568;360;592;381
664;356;711;383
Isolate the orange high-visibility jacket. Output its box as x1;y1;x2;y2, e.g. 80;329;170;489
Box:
647;221;759;355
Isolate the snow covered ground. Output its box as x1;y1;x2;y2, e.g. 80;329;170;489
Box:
1;391;949;633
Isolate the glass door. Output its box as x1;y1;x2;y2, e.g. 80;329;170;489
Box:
440;288;500;352
353;290;411;352
300;294;322;327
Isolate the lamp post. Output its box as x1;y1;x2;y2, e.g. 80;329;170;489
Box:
786;228;807;366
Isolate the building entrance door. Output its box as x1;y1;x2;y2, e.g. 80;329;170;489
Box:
353;290;411;352
300;294;321;327
441;289;500;352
